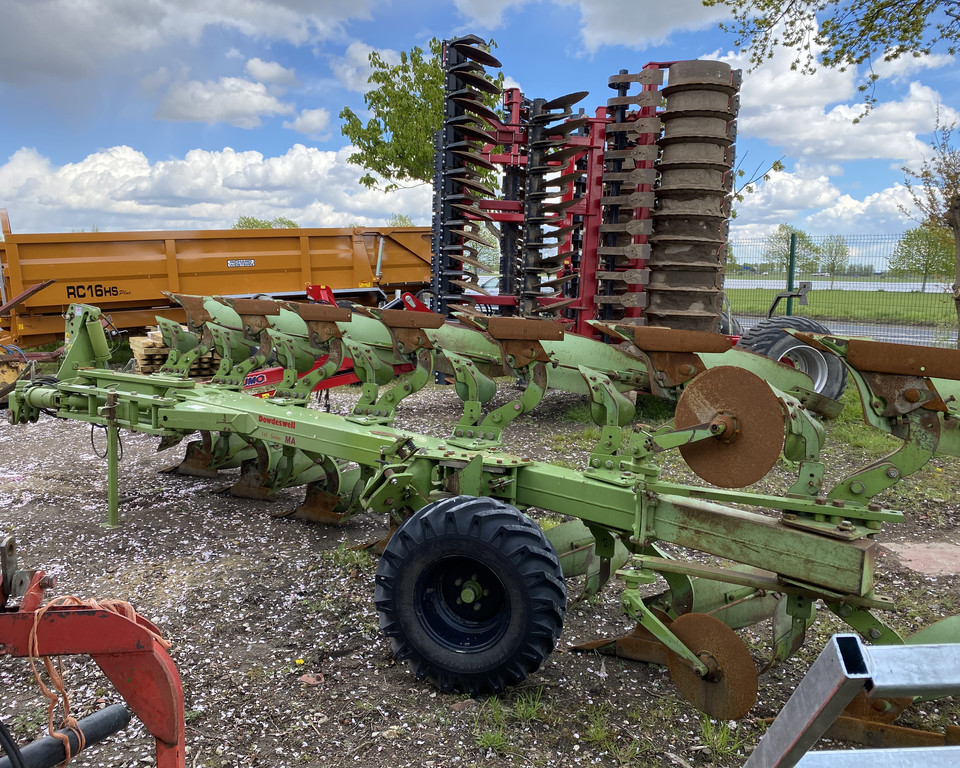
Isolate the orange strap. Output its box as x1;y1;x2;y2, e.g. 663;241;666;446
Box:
27;596;172;765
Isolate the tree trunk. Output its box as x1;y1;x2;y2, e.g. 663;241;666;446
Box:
951;192;960;349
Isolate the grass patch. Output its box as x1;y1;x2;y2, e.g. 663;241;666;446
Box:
546;425;601;453
698;716;749;759
635;393;676;426
321;542;372;571
474;727;508;753
581;703;615;750
727;287;955;326
531;512;566;531
829;388;898;457
473;697;511;754
512;688;546;723
7;706;47;738
560;401;593;423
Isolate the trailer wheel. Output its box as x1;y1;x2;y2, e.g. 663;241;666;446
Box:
736;316;846;400
375;495;566;695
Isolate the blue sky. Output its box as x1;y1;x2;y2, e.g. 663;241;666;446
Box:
0;0;956;237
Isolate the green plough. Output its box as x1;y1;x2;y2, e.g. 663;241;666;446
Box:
9;298;960;720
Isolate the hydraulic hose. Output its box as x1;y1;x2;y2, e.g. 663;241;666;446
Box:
0;705;131;768
0;716;26;768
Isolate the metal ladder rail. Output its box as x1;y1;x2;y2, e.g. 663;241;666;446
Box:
745;633;960;767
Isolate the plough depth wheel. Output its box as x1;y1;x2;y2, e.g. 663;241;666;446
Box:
374;496;566;695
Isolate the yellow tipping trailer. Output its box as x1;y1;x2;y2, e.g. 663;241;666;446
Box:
0;209;432;347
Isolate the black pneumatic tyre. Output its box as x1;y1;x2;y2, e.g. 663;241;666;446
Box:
736;316;847;400
375;495;566;695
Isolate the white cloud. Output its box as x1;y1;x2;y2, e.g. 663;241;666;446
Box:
331;41;400;93
717;41;959;168
140;67;172;96
453;0;724;45
732;167;841;232
558;0;728;53
808;184;917;234
0;0;375;84
283;108;332;138
0;144;432;232
245;58;299;86
871;51;955;82
155;77;295;128
730;167;917;237
453;0;532;28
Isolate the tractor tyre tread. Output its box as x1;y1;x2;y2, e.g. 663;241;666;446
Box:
375;495;566;696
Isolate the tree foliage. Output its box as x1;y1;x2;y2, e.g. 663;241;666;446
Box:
901;111;960;337
761;223;820;273
889;222;954;291
340;39;444;191
818;235;849;287
339;38;503;190
474;222;501;274
902;112;960;232
233;215;299;229
703;0;960;112
385;213;414;227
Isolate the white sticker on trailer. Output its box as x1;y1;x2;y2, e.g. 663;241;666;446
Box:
227;259;255;268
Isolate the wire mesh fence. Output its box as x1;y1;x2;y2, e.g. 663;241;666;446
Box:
727;233;958;346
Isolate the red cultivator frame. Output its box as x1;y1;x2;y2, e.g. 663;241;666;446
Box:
0;537;185;768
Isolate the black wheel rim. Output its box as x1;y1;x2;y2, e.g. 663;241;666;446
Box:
414;554;510;651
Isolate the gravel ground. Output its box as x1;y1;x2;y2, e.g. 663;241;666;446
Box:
1;381;958;767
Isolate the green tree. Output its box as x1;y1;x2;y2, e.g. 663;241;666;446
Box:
889;223;953;292
901;112;960;338
703;0;960;114
724;242;739;273
233;215;299;229
339;38;502;190
474;222;501;274
386;213;414;227
818;235;849;288
761;224;820;275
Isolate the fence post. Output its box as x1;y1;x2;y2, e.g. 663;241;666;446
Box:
786;232;797;316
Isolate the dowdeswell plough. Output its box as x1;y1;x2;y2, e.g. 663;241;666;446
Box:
8;298;960;720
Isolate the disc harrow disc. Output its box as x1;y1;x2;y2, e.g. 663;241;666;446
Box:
673;366;784;488
451;150;497;172
546;145;585;163
665;613;758;720
451;175;497;197
451;95;500;124
451;202;494;221
542;171;584;188
451;41;502;68
452;121;498;145
448;227;489;246
542;91;589;111
551;116;591;136
452;68;501;95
